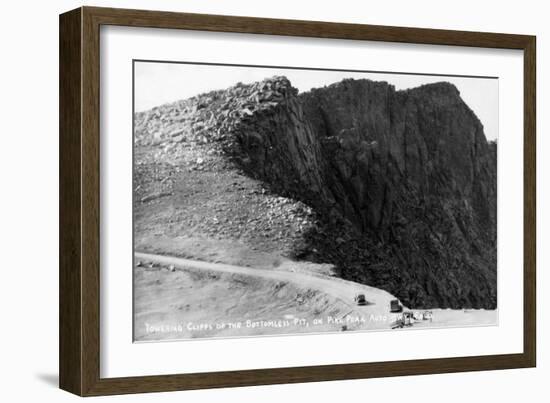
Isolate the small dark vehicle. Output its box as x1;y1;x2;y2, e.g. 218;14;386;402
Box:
354;293;367;306
390;299;403;313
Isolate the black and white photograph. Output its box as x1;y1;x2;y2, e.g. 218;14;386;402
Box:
133;61;498;342
1;0;544;400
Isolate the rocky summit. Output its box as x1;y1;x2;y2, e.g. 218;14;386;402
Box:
134;75;497;310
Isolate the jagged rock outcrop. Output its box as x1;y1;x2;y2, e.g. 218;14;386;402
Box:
135;76;497;309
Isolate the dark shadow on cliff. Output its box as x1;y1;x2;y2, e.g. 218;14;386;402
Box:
226;77;497;310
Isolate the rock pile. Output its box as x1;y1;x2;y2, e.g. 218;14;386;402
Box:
134;76;296;163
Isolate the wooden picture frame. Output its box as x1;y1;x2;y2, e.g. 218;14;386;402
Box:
59;6;536;396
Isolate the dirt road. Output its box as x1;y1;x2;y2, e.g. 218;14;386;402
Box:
136;251;396;313
134;252;497;341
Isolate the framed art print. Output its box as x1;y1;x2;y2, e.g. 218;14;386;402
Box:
59;6;536;396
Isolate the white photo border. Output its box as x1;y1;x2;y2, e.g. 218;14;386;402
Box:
100;25;524;378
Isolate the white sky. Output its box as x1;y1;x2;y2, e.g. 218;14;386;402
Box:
135;62;498;141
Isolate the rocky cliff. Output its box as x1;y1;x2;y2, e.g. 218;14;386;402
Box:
135;76;497;309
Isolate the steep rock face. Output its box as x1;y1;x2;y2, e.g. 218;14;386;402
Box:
230;78;497;309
